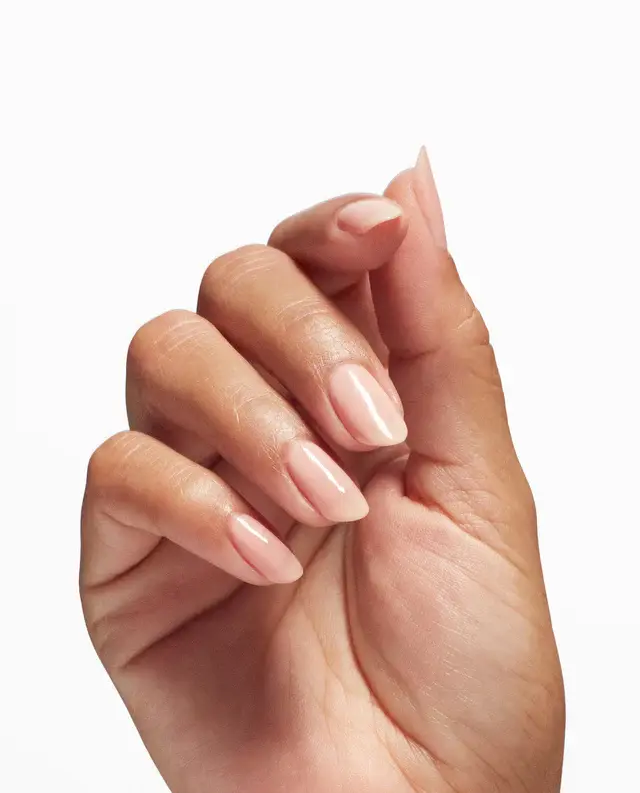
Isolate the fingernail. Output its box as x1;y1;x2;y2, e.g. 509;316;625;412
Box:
329;363;408;447
286;440;369;523
228;514;303;585
414;146;447;249
336;198;402;235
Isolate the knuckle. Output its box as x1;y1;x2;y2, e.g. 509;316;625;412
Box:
278;298;338;351
87;431;130;487
127;309;202;379
228;385;287;432
81;599;114;657
198;244;282;312
276;293;325;327
86;430;146;497
230;242;273;260
267;218;288;247
83;604;138;672
279;299;364;367
454;294;491;349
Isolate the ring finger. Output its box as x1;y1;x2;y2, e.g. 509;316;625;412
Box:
198;243;408;454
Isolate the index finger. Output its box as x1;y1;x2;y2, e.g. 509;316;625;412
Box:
269;193;408;295
269;193;407;360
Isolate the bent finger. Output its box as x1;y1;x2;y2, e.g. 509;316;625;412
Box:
81;431;303;590
126;309;369;528
269;193;407;296
269;193;407;358
198;245;407;454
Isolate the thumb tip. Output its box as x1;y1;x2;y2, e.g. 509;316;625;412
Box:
385;148;448;250
384;166;415;201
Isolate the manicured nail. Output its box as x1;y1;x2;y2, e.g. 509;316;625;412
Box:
228;514;303;585
414;145;447;249
329;363;408;447
286;440;369;523
336;198;402;235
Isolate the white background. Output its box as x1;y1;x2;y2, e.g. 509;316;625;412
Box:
1;2;638;790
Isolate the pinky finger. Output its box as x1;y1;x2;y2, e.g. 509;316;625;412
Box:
81;431;303;589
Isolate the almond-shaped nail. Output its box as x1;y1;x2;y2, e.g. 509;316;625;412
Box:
228;514;303;585
329;363;408;447
336;198;402;235
286;440;369;523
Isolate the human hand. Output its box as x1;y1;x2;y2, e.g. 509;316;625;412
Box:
81;150;565;792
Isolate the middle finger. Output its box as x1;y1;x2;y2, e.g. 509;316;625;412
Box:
198;243;408;454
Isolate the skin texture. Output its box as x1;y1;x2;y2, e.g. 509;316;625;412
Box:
80;154;565;792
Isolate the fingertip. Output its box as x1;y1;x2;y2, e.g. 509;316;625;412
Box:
335;197;403;236
326;195;408;273
229;513;304;586
270;192;408;277
330;194;409;269
383;166;415;203
384;149;447;250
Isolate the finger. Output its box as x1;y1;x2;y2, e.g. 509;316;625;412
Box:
198;244;407;454
269;193;407;360
370;149;535;547
126;309;369;528
125;194;407;454
81;431;303;590
269;193;407;296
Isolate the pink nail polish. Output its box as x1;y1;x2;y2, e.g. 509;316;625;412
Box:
286;440;369;523
228;514;303;585
336;198;402;235
329;363;408;447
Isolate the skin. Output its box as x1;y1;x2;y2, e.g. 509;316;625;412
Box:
80;154;565;792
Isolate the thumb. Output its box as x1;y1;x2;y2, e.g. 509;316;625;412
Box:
370;149;534;547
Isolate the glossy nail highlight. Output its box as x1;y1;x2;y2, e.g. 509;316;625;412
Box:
286;440;369;523
329;363;407;447
228;514;303;585
336;198;402;235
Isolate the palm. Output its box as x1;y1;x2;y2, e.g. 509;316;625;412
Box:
102;444;560;793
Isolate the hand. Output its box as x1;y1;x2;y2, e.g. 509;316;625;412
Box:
81;150;565;793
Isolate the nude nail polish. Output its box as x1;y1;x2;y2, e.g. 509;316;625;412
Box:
329;363;408;447
286;440;369;523
336;198;402;235
228;514;303;585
